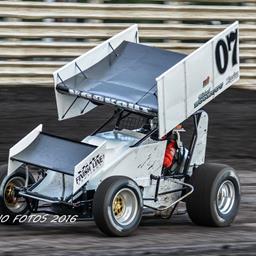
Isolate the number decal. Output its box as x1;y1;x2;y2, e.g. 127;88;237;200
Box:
226;29;238;66
215;40;229;74
215;29;238;74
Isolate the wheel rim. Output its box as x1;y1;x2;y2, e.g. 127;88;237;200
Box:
217;180;235;215
112;188;138;226
4;176;27;213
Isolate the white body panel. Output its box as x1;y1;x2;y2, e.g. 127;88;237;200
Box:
8;124;42;175
84;138;167;191
54;24;138;121
157;21;239;138
187;111;209;176
190;112;208;166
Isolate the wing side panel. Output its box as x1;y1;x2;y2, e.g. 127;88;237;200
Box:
157;21;239;138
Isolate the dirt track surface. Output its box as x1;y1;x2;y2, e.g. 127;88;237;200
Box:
0;87;255;255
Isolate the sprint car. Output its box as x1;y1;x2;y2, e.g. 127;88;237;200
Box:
0;22;240;236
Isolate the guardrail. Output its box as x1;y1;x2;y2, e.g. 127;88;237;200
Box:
0;0;255;89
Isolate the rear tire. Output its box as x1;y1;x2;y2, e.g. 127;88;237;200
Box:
0;164;37;224
186;163;240;227
93;176;143;236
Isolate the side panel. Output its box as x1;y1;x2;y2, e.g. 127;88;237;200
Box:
8;124;42;175
188;111;209;175
157;21;239;138
157;63;187;138
86;140;167;190
54;24;138;121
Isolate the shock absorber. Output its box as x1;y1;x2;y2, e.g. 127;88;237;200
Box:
163;139;176;169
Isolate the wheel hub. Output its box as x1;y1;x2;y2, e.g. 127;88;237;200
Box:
113;195;125;217
111;188;138;226
217;180;235;215
5;182;18;205
4;177;27;213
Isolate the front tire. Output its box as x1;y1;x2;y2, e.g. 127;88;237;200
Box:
93;176;143;236
186;163;240;227
0;164;37;224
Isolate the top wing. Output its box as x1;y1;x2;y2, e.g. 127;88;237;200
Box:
53;22;239;136
55;40;185;117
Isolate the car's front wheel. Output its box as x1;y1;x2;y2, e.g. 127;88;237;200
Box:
0;164;38;224
93;176;143;236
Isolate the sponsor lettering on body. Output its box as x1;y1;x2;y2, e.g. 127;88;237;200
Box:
75;153;105;186
73;143;106;194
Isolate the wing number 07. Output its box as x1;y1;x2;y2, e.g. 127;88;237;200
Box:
215;29;238;74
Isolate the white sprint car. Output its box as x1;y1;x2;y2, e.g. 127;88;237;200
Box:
0;22;240;236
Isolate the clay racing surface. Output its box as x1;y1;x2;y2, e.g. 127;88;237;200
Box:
0;87;255;255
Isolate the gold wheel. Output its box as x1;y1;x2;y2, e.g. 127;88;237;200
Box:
111;188;138;226
4;177;27;213
5;182;18;206
112;195;125;218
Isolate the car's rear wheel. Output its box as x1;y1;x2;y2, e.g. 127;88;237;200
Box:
186;163;240;227
93;176;143;236
0;164;38;224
